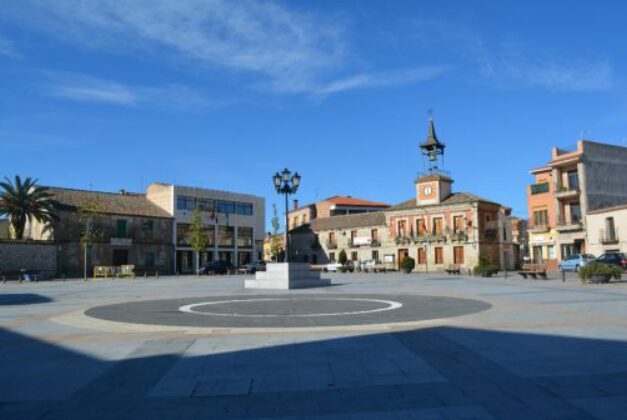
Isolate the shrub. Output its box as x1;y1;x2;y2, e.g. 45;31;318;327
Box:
473;257;499;277
579;263;622;283
400;257;415;272
338;249;348;266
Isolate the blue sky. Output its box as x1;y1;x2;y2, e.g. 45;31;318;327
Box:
1;0;626;228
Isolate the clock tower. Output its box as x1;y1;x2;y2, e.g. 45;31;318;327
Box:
416;117;453;205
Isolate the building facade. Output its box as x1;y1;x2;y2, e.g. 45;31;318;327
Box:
288;196;389;231
527;140;627;266
146;183;265;274
586;204;627;256
27;187;174;277
290;119;514;272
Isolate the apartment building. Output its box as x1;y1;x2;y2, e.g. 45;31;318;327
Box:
147;183;265;273
527;140;627;266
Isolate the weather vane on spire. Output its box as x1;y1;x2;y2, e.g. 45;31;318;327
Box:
419;114;445;171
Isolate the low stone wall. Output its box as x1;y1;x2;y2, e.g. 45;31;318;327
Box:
0;240;57;278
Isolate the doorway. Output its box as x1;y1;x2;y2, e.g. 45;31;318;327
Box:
112;249;129;266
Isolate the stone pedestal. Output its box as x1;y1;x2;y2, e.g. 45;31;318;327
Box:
245;263;331;290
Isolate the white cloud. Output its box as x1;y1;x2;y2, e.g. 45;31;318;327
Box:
5;0;350;95
45;72;214;108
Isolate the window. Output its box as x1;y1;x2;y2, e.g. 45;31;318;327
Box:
329;252;335;261
115;219;127;238
237;227;253;248
371;229;378;241
533;245;543;263
570;203;582;223
606;217;616;240
236;202;253;215
350;230;357;242
454;246;464;264
198;198;214;212
142;220;154;233
531;183;550;194
351;251;358;261
433;218;443;235
176;224;191;246
397;220;407;237
328;232;336;245
145;252;156;267
218;226;235;247
416;218;427;236
547;245;555;259
567;171;580;190
434;247;443;264
418;248;426;265
372;250;379;262
533;210;549;226
176;195;196;211
453;216;464;233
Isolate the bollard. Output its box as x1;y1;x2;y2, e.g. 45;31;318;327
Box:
144;272;147;279
505;268;508;278
156;271;159;278
562;270;566;283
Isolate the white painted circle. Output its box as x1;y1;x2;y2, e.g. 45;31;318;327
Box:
178;298;403;318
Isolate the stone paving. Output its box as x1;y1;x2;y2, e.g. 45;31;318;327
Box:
1;271;627;419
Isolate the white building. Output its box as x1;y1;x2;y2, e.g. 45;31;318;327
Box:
147;183;265;273
586;203;627;256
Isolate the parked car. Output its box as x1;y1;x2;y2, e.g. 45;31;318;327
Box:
594;252;627;270
239;261;266;274
558;254;596;272
356;259;377;272
324;260;355;272
199;261;234;275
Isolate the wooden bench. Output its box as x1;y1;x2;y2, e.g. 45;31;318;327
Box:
518;263;548;279
2;270;25;283
445;265;462;275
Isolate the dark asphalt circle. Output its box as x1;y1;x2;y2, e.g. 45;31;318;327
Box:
85;294;491;328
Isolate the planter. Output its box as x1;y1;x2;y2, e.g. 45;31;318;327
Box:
402;268;412;274
589;274;611;284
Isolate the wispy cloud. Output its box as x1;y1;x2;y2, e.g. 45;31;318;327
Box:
407;18;614;92
315;66;450;96
0;34;20;58
45;72;214;109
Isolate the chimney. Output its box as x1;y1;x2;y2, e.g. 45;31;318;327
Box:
293;199;299;210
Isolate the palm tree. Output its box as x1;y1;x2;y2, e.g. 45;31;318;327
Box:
0;176;58;240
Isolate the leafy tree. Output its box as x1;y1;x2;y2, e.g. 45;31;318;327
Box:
338;249;348;266
77;197;104;281
270;204;283;261
190;206;209;273
0;176;57;239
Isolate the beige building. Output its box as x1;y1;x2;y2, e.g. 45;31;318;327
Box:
586;203;627;256
288;196;389;231
290;119;514;271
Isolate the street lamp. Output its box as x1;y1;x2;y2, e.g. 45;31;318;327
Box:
273;168;300;263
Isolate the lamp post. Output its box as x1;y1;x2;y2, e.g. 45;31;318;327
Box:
273;168;301;263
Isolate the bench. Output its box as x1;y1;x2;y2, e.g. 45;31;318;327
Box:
518;263;548;279
445;265;462;275
2;270;25;283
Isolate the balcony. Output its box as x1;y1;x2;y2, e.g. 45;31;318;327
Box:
413;234;446;244
450;231;469;242
600;229;619;245
370;239;381;247
111;237;133;246
395;236;412;245
528;224;550;234
554;185;580;200
556;218;583;232
326;242;338;250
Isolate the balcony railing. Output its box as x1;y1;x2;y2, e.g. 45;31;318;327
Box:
556;218;583;232
600;229;619;245
528;223;550;233
326;242;338;250
451;231;469;242
370;239;381;247
554;184;580;198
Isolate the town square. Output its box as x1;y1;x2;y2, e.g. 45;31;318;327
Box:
2;1;627;419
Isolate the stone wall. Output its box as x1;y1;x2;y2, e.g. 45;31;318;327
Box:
0;240;57;277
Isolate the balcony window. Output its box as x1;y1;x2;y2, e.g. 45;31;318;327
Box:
533;210;549;227
606;217;616;241
570;203;582;223
567;171;579;190
416;219;427;236
531;183;550;194
371;229;378;241
115;219;127;238
432;218;443;236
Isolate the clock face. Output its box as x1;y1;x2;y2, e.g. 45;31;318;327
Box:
424;186;433;196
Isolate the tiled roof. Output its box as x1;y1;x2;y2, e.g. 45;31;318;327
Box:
48;187;172;218
311;212;386;231
587;202;627;215
386;192;501;212
326;196;389;207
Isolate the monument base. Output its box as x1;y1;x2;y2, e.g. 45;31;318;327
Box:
245;263;331;290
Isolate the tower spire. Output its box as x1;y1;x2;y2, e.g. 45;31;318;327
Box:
419;117;446;170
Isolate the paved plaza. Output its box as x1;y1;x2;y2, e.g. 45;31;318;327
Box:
2;272;627;419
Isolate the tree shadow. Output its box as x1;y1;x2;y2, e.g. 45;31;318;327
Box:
2;324;627;418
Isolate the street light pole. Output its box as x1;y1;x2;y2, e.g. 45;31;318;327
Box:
273;168;301;264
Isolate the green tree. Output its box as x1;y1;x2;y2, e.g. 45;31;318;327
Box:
338;249;348;266
190;206;209;273
270;204;283;261
77;197;103;281
0;176;57;239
